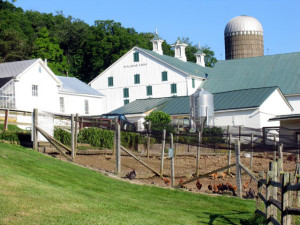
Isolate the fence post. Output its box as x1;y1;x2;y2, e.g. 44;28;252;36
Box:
250;133;254;170
75;113;79;149
71;114;75;160
269;162;278;222
235;139;242;198
113;117;118;157
170;133;175;187
147;121;151;158
278;143;283;172
239;126;241;141
281;173;290;225
266;171;274;224
273;134;277;161
297;163;300;207
116;122;121;176
4;109;9;131
196;132;202;177
256;171;264;211
160;129;166;176
33;108;38;151
228;133;232;173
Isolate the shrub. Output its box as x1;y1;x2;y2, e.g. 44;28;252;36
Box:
54;128;71;146
78;128;114;149
0;131;31;144
144;111;174;133
202;126;225;144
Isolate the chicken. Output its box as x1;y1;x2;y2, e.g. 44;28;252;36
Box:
243;178;252;190
126;169;136;180
219;172;227;179
162;177;170;186
213;184;219;193
287;154;296;162
179;179;187;189
211;172;218;180
196;179;202;190
208;183;212;191
217;183;229;192
246;188;255;199
227;182;237;196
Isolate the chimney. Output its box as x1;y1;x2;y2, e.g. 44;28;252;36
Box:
171;38;188;62
150;28;164;55
194;43;205;67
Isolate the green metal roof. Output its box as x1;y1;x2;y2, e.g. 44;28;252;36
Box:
110;87;282;115
200;52;300;95
137;47;211;78
269;114;300;121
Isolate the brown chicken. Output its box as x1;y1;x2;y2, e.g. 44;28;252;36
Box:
213;184;219;193
243;178;252;190
211;172;218;180
196;179;202;190
219;172;227;179
227;182;237;196
163;177;170;186
179;179;187;189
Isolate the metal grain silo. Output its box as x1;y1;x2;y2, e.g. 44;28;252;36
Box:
190;88;214;131
225;15;264;60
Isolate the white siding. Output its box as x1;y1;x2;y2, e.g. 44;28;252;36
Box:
90;48;204;112
286;95;300;114
58;93;105;115
14;62;60;113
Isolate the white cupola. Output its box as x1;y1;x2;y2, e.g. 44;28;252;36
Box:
194;43;206;67
171;38;188;62
150;29;164;55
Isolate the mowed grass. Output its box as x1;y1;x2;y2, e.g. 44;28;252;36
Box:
0;143;256;225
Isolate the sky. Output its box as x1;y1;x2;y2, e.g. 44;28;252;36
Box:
14;0;300;60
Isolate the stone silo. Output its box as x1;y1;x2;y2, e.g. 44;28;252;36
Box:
224;15;264;60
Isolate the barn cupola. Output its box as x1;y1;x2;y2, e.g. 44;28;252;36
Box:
194;43;205;67
171;38;188;62
150;29;164;55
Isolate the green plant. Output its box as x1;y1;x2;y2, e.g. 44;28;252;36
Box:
145;111;174;133
78;128;114;149
202;126;225;144
0;131;31;144
54;128;71;146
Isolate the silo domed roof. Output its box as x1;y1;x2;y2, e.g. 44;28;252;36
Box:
224;15;263;35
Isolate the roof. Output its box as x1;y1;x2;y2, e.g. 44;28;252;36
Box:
138;47;211;78
57;76;104;97
110;87;282;115
200;52;300;96
0;59;38;79
225;15;263;35
269;114;300;121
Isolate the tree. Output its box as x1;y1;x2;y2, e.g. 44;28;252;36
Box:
144;111;174;132
31;27;68;75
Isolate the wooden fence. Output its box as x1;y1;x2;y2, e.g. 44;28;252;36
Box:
256;162;300;225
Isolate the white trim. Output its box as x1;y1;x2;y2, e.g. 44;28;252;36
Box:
215;107;258;113
58;91;104;98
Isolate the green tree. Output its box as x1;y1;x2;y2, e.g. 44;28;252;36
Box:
144;111;174;132
31;27;68;75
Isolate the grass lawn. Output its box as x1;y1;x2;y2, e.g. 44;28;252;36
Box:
0;142;257;225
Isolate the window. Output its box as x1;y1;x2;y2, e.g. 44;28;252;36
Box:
146;85;152;96
59;97;64;113
133;52;139;62
134;74;140;84
171;83;177;94
108;77;113;87
162;71;168;81
123;88;129;98
192;78;195;88
124;99;129;105
32;85;38;96
84;100;89;114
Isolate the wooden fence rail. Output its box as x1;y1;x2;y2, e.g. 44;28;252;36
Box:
256;162;300;225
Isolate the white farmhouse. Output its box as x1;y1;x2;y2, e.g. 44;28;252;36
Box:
0;59;104;115
89;32;210;113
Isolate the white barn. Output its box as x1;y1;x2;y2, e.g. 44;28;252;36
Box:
89;33;210;113
0;59;104;115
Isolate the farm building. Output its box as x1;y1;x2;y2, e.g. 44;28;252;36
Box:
110;87;293;131
0;59;105;115
89;31;210;113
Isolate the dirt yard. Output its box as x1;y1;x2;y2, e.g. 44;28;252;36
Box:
52;143;298;198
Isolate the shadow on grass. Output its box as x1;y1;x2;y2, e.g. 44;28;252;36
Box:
197;209;254;225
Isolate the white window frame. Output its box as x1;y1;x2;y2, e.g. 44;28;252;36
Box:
60;97;65;113
32;85;38;96
84;100;89;114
